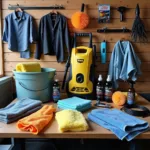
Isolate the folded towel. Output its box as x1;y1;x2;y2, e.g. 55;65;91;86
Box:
17;105;56;134
55;109;89;132
0;106;42;124
0;98;42;120
57;97;91;111
16;62;41;72
58;103;91;112
88;109;149;141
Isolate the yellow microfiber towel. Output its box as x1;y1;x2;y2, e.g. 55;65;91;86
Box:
17;105;56;134
16;62;41;72
55;109;89;132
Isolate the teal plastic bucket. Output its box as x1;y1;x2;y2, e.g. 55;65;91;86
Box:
13;68;56;103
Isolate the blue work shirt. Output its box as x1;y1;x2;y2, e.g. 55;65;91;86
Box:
2;11;37;58
108;41;142;89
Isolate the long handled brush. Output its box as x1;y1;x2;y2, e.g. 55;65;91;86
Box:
131;4;147;42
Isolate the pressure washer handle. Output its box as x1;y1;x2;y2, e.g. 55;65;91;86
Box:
74;33;92;48
93;45;97;64
62;56;70;90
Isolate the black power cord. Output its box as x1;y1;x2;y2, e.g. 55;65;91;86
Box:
121;104;150;118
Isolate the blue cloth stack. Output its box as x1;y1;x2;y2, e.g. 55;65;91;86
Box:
57;97;92;111
0;98;42;124
88;108;149;141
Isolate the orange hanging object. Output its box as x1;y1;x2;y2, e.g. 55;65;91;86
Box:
112;91;127;106
71;3;89;30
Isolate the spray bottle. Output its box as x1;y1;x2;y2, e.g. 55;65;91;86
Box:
104;75;113;102
127;80;135;106
96;74;104;103
52;79;61;103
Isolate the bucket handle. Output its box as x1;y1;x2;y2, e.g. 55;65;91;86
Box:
19;81;49;92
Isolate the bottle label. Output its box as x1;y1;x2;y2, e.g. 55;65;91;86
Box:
105;88;113;102
96;86;103;100
53;87;60;102
127;92;134;105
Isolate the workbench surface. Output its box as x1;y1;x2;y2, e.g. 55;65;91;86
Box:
0;96;150;139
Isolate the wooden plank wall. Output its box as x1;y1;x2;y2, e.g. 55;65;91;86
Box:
1;0;150;93
0;1;4;77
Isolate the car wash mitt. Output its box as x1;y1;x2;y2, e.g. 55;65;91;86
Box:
57;97;92;112
55;109;89;132
88;109;149;141
17;105;56;134
16;62;41;72
0;98;42;124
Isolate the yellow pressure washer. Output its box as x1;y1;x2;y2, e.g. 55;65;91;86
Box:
62;33;96;99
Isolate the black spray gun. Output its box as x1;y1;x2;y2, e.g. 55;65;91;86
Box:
117;6;127;21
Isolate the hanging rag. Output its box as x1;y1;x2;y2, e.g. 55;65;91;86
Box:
16;62;41;72
57;96;92;111
17;105;56;134
88;109;149;141
108;40;142;89
55;109;89;132
0;98;42;124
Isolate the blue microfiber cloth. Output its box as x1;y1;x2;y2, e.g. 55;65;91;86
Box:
58;103;91;112
88;109;149;141
0;105;42;124
0;98;42;124
57;97;92;111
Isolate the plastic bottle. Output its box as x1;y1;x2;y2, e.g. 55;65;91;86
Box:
104;75;113;102
52;79;61;103
96;75;104;103
127;81;135;106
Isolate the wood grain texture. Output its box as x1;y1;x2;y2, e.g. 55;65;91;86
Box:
1;0;150;93
0;1;4;76
1;18;150;31
3;51;150;62
0;96;150;138
3;42;150;53
2;0;150;9
3;9;150;19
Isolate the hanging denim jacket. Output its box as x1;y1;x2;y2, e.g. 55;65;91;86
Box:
2;11;37;58
108;41;142;89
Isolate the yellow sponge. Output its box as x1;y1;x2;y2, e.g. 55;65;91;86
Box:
55;109;89;132
112;91;127;106
16;62;41;72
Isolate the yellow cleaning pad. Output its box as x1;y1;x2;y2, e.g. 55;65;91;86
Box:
16;62;41;72
55;109;89;132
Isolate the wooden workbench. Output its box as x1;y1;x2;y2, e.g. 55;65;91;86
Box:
0;96;150;139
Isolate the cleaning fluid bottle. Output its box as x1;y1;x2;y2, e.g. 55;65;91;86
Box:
96;74;104;103
52;79;61;103
127;81;135;106
104;75;113;102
